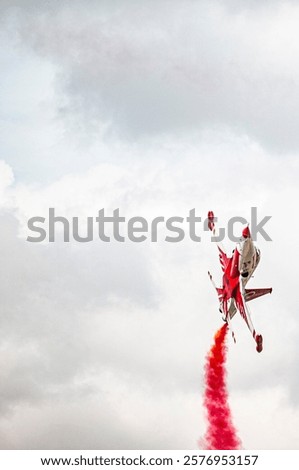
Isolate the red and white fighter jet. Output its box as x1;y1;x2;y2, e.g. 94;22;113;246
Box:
207;211;272;353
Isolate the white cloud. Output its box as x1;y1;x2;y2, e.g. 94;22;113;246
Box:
0;160;14;209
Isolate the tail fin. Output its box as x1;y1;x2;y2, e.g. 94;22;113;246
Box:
208;272;236;343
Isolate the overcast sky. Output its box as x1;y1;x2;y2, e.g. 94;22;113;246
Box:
0;0;299;449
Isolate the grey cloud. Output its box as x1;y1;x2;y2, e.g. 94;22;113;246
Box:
2;1;299;151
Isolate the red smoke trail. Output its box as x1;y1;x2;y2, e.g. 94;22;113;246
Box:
202;324;242;450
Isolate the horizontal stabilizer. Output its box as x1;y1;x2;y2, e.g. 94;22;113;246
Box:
245;288;272;302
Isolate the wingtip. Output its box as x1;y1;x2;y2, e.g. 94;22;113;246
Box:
256;334;263;353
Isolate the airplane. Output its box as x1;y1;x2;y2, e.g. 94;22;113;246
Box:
207;211;272;353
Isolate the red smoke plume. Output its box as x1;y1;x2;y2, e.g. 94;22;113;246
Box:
202;324;242;450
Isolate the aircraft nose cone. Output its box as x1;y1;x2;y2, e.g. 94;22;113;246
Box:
242;226;250;238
